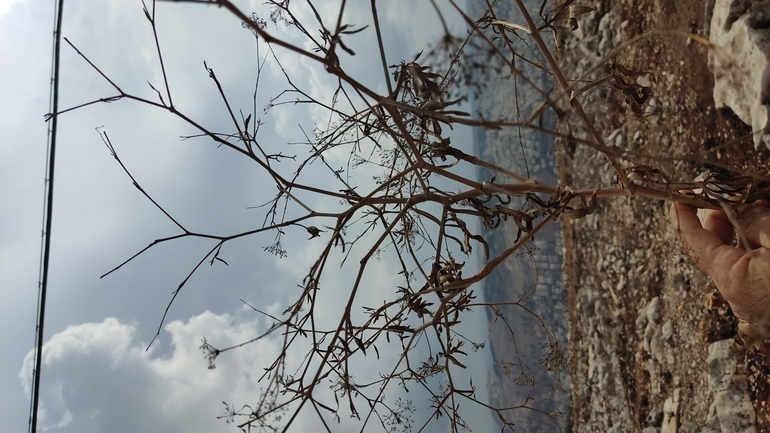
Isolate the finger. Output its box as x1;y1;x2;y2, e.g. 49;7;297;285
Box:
702;209;735;245
670;202;741;270
669;201;699;231
736;204;770;249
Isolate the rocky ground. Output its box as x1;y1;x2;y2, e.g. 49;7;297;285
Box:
556;0;770;432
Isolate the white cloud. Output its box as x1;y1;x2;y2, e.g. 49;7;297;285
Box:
20;313;283;433
19;310;488;433
0;0;21;18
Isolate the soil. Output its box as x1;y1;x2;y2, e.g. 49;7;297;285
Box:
556;0;770;431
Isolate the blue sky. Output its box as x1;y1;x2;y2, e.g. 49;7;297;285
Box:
1;0;494;431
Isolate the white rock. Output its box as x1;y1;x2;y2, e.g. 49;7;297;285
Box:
665;346;676;366
706;339;758;433
636;309;649;335
661;388;680;433
707;339;738;391
706;398;722;429
644;321;655;353
662;319;674;341
714;387;756;433
647;296;663;325
650;326;665;364
709;0;770;150
616;275;626;292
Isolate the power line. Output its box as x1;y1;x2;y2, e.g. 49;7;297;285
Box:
29;0;65;431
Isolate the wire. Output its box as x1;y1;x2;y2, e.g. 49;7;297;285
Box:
29;0;64;431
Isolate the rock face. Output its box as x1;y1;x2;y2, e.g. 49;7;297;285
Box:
705;339;757;433
709;0;770;150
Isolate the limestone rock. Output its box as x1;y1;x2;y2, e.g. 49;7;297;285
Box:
713;388;757;433
709;0;770;150
636;308;649;335
662;319;674;341
705;339;757;433
707;339;739;391
647;296;663;325
650;326;665;364
661;388;680;433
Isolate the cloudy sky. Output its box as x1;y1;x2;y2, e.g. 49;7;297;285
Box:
1;0;495;432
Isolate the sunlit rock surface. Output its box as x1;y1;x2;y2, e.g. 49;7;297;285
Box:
709;0;770;150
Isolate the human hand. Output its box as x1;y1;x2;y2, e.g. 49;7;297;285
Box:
670;201;770;326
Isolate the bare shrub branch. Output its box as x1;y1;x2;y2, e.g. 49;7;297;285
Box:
49;0;770;431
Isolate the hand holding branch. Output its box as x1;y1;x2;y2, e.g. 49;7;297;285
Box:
670;201;770;326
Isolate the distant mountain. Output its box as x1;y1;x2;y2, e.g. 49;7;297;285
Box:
467;0;572;429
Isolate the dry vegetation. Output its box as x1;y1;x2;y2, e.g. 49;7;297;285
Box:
557;0;770;431
49;0;770;431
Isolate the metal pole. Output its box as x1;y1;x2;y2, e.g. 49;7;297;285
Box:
30;0;64;431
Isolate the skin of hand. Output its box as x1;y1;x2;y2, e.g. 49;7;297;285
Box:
670;201;770;326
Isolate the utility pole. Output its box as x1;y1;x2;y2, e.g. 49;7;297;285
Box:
30;0;64;431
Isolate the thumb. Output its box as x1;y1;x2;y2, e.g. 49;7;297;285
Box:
736;203;770;249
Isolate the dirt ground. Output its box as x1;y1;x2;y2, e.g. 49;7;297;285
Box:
556;0;770;431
